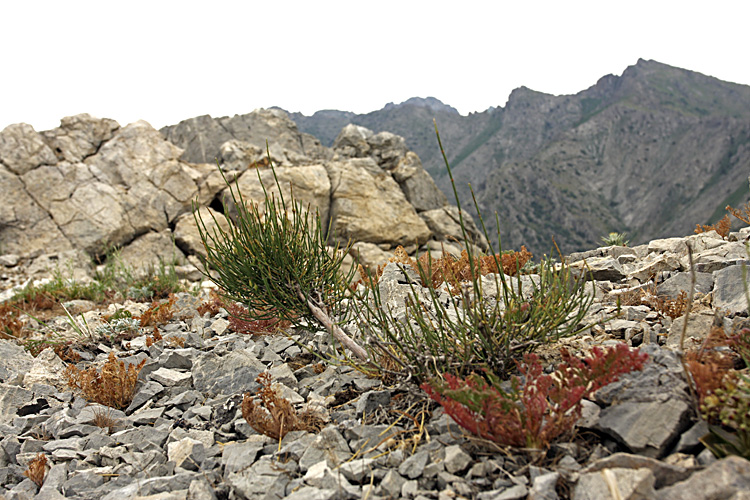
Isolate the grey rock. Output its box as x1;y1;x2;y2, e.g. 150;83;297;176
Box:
592;346;692;458
339;457;377;483
326;158;432;247
0;383;33;422
444;445;473;474
355;390;391;418
0;123;57;175
529;472;559;500
392;151;448;212
420;205;489;251
581;452;693;489
150;367;192;387
284;486;338;500
100;472;195;500
666;313;715;349
191;349;264;396
187;477;218;500
657;271;714;299
378;469;407;498
41;114;119;163
399;450;430;479
713;264;750;315
125;380;165;414
174;207;230;261
571;256;625;282
167;437;205;471
299;426;352;472
655;456;750;500
0;341;35;385
477;484;529;500
573;467;656;500
225;456;294;500
222;438;265;478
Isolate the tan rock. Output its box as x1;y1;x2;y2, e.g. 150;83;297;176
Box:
326;159;431;247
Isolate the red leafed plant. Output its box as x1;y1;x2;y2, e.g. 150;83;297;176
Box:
422;343;649;449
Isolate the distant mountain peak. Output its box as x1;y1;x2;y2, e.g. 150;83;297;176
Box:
383;97;460;115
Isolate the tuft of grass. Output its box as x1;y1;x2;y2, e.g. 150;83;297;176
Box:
601;232;629;247
350;122;594;380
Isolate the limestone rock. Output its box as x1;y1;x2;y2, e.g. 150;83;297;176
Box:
326;158;431;247
420;205;489;251
0;164;72;256
41;114;119;163
332;124;373;158
392;152;448;212
174;207;230;260
655;456;750;500
222;164;331;227
0;123;57;175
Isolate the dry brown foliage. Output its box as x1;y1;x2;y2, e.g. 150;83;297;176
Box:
137;295;176;327
23;453;47;487
65;352;146;410
0;303;24;339
165;336;186;348
686;326;740;408
355;245;533;293
241;372;325;440
145;328;163;347
226;302;291;335
695;214;731;239
197;289;225;317
644;291;690;319
726;202;750;226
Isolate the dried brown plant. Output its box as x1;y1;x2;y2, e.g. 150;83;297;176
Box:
0;303;24;339
197;289;225;317
137;295;176;327
226;302;291;335
695;214;731;239
686;326;739;408
726;202;750;226
145;327;163;347
92;406;120;434
645;291;690;319
65;352;146;410
241;372;325;440
165;336;186;348
354;245;533;293
23;453;47;487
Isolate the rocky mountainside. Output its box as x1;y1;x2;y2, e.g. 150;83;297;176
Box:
281;59;750;257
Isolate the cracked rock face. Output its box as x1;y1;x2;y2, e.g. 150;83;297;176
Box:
2;110;470;271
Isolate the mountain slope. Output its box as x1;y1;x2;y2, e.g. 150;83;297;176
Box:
288;60;750;255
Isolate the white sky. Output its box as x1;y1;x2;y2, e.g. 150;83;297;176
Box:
2;1;749;132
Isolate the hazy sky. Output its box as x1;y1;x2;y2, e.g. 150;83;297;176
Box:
2;1;748;132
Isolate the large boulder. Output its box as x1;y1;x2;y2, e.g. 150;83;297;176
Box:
6;115;214;254
222;164;331;228
41;113;119;163
0;123;57;175
0;164;72;257
392;152;448;212
326;159;432;247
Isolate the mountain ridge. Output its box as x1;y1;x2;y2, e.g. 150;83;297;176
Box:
281;59;750;255
161;59;750;256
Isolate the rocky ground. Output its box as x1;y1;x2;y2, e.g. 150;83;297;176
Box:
1;227;750;500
